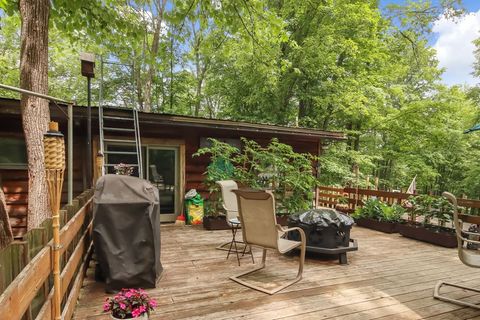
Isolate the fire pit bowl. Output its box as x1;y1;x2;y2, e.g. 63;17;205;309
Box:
287;207;358;264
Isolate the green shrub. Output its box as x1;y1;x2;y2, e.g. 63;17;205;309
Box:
192;139;239;216
353;198;405;223
409;194;454;226
193;137;318;215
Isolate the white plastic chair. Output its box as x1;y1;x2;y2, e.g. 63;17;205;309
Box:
215;180;252;265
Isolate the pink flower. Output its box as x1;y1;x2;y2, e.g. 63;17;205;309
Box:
149;300;157;308
103;288;155;317
132;308;142;318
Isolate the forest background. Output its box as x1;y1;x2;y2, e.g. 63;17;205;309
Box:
1;0;479;197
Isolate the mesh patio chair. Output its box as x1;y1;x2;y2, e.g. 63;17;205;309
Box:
149;165;165;190
231;189;306;295
215;180;252;265
433;191;480;309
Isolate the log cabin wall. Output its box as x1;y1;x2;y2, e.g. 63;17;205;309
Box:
131;120;321;199
0;98;344;232
0;98;88;237
120;115;325;200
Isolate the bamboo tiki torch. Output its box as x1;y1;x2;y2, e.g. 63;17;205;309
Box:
44;121;65;320
96;151;104;182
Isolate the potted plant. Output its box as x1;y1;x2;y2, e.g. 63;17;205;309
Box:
202;194;230;230
352;198;404;233
235;138;318;224
398;195;457;248
194;138;319;228
193;139;239;230
103;288;157;319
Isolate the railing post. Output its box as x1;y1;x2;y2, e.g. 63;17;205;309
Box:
68;103;73;205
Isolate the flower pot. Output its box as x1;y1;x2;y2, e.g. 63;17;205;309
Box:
398;223;457;248
355;218;398;233
203;216;230;230
111;314;148;319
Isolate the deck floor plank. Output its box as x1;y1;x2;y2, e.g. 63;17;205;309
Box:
73;225;480;319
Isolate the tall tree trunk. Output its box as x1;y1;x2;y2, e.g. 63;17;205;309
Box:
353;122;361;151
194;63;207;117
191;19;208;117
0;188;13;248
143;0;167;112
298;99;306;121
134;63;144;109
321;104;334;130
20;0;51;230
169;30;174;112
194;74;203;117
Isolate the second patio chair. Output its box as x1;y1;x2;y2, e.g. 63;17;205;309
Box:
215;180;252;265
231;189;306;295
434;191;480;309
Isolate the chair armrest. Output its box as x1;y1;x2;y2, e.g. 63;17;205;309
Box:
462;230;480;237
464;239;480;245
277;225;306;245
459;233;480;245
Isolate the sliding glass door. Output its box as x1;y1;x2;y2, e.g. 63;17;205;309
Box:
105;143;180;222
147;147;179;222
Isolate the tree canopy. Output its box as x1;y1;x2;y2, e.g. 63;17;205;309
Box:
1;0;479;197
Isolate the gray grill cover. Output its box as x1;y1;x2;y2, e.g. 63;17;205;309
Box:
93;174;162;291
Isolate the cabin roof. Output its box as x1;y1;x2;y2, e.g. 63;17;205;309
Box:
0;97;345;140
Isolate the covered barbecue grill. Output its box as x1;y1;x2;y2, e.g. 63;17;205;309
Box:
93;174;163;292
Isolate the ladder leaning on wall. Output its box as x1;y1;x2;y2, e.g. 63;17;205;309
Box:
98;57;143;178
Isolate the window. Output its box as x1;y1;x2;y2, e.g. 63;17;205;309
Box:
0;137;27;169
199;137;241;150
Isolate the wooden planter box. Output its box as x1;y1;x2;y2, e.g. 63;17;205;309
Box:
355;218;399;233
203;216;230;230
398;224;457;248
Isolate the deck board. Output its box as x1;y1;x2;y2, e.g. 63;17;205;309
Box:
73;225;480;319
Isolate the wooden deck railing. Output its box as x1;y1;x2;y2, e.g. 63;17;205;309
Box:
0;189;94;320
316;186;480;214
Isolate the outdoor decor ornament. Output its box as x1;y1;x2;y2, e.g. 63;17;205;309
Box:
44;121;65;320
114;163;134;176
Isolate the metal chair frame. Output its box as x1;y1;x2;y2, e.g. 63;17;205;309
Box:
433;191;480;309
231;189;306;295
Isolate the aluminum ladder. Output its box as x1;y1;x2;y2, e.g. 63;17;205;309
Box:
99;106;143;178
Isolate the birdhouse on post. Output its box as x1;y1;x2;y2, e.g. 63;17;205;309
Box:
80;52;95;78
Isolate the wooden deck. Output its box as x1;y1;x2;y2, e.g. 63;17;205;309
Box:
73;225;480;320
